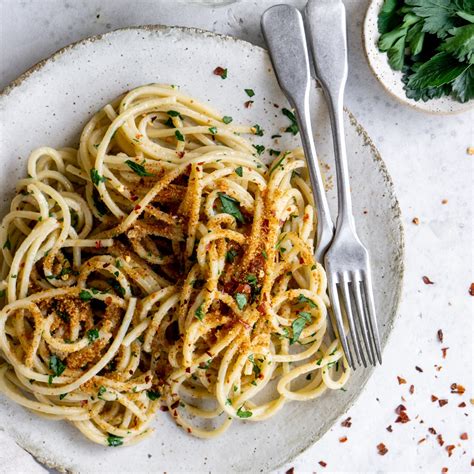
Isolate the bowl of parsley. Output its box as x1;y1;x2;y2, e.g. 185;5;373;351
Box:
364;0;473;113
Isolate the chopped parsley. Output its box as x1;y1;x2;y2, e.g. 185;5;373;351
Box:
208;126;218;135
248;354;261;377
269;149;281;156
235;293;247;310
297;294;317;308
236;406;253;418
98;386;107;400
245;88;255;97
252;124;264;136
90;168;106;186
0;290;5;298
175;130;185;142
125;160;154;177
87;329;99;343
261;250;268;260
147;390;161;400
246;274;258;286
107;434;124;447
222;116;233;124
235;166;243;177
252;144;265;155
49;355;66;382
195;304;204;321
167;110;181;117
282;108;299;135
79;290;93;302
269;153;287;174
218;193;244;223
3;238;11;250
291;311;312;345
59;393;67;400
225;249;238;263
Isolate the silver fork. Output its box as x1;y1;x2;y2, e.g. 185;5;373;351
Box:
262;3;382;368
304;0;382;368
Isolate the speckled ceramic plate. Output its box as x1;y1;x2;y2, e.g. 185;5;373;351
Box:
0;26;403;473
364;0;473;115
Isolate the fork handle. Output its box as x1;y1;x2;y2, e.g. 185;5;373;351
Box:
261;4;334;262
304;0;355;231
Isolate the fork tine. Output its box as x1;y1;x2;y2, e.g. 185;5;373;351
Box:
351;275;374;366
327;278;354;369
362;269;382;364
340;276;364;367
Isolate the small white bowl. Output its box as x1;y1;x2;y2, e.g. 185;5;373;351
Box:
363;0;473;114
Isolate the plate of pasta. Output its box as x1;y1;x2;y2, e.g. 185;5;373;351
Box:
0;26;403;472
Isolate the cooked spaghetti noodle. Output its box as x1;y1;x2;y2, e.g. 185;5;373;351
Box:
0;84;349;446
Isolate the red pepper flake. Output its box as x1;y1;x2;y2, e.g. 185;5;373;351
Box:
135;133;143;139
339;436;348;443
177;151;185;158
187;428;192;434
471;459;474;467
341;417;352;428
409;384;415;394
437;329;444;342
318;461;327;468
441;199;448;205
450;383;465;395
160;406;169;412
80;400;88;407
170;400;180;410
104;296;112;306
446;445;455;457
395;411;410;423
441;468;448;473
377;443;388;455
213;66;227;79
441;347;449;358
422;276;435;285
244;100;254;108
134;204;141;211
415;366;423;372
130;193;139;201
458;402;466;408
285;468;294;474
256;302;266;315
299;257;306;265
395;404;407;414
437;434;444;446
438;399;448;407
397;376;407;385
412;217;419;225
386;425;393;432
185;367;191;373
431;395;438;402
428;427;437;435
469;283;474;296
460;432;468;440
95;240;102;249
417;438;426;444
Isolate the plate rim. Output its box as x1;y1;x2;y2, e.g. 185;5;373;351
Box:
363;0;474;115
0;24;405;472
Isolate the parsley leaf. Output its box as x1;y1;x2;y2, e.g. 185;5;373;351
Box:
175;130;185;142
235;166;243;177
195;304;204;321
451;64;474;102
225;248;238;263
282;108;299;135
218;193;244;223
236;406;253;418
87;328;99;343
90;168;106;186
125;160;154;177
252;124;264;136
440;24;474;63
147;390;161;400
291;311;312;345
244;88;255;97
98;386;107;400
252;144;265;155
79;290;93;302
297;294;317;308
49;355;66;378
167;110;181;117
235;293;247;310
209;126;218;135
107;434;123;447
222;116;233;124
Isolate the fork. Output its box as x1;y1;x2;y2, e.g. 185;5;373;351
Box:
304;0;382;368
262;3;382;368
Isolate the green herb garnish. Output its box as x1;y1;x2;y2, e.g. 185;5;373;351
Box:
235;293;247;310
147;390;161;400
107;434;123;447
252;144;265;155
218;193;244;223
87;328;99;343
79;290;93;302
297;294;317;308
222;116;233;124
235;166;243;177
225;249;238;263
245;88;255;97
125;160;154;177
209;126;218;135
90;168;106;186
195;304;204;321
291;311;312;345
252;124;264;136
175;130;185;142
282;108;299;135
236;406;253;418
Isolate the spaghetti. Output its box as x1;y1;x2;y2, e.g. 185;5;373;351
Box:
0;84;349;446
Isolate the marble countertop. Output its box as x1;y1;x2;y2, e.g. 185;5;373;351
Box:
0;0;472;472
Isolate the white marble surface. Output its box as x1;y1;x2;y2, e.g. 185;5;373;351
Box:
0;0;472;472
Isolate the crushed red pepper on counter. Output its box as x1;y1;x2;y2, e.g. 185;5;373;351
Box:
285;468;294;474
339;436;348;443
437;329;444;342
213;66;227;79
409;384;415;394
441;347;449;358
446;445;455;457
450;383;465;395
428;427;437;435
386;425;393;432
318;460;327;468
412;217;419;225
438;399;448;407
397;376;407;385
341;417;352;428
377;443;388;455
469;283;474;296
415;366;423;372
422;276;435;285
431;395;439;402
437;434;445;446
460;432;468;440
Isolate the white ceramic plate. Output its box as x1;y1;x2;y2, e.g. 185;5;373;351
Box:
364;0;473;115
0;26;403;472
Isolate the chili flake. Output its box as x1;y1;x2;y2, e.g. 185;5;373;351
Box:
437;329;444;342
446;445;455;457
412;217;419;224
213;66;228;79
438;399;448;407
341;417;352;428
318;461;327;467
377;443;388;455
469;283;474;296
451;383;465;395
422;276;435;285
460;432;468;440
397;376;407;385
